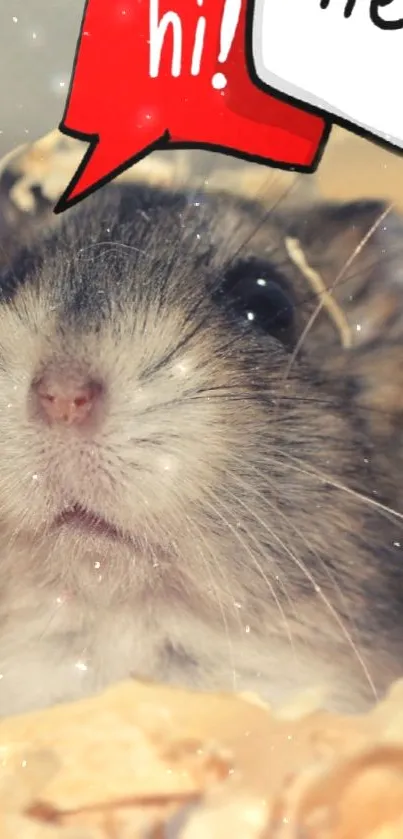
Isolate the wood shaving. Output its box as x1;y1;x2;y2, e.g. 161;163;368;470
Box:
285;236;352;349
0;679;400;838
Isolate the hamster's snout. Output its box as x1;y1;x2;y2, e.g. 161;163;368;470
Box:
31;369;104;428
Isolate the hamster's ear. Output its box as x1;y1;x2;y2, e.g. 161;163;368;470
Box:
283;199;403;351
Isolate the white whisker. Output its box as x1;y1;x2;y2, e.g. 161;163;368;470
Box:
223;470;376;698
203;490;296;656
228;460;358;631
184;513;239;690
271;449;403;524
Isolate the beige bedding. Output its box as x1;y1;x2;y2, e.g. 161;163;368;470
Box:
0;678;402;838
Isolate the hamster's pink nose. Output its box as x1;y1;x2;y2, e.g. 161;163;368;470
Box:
32;374;104;427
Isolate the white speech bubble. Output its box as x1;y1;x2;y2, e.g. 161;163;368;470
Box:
251;0;403;149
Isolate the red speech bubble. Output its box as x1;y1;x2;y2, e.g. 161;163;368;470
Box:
55;0;331;213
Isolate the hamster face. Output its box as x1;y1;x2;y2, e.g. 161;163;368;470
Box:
0;181;402;716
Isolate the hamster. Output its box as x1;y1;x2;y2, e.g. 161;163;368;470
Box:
0;178;402;717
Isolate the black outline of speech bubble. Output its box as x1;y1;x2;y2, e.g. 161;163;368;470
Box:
245;0;403;163
54;0;332;214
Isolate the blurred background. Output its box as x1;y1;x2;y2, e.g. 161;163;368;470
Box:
1;0;402;207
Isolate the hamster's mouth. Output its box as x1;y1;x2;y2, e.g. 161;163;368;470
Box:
53;505;125;541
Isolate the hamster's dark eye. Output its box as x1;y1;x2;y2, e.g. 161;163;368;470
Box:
217;259;295;344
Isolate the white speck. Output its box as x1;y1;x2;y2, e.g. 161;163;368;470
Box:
245;625;250;633
314;584;321;593
247;312;255;322
173;359;191;376
12;16;18;23
257;278;266;287
134;387;145;404
31;473;39;482
50;74;69;95
75;660;88;672
234;601;242;609
6;403;12;409
0;674;4;680
94;561;101;569
196;233;201;240
356;323;362;332
55;596;64;605
394;541;401;548
193;201;201;207
21;760;27;768
212;72;227;89
157;454;177;475
32;31;37;39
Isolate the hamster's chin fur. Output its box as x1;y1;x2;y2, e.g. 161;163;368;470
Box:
0;183;401;717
